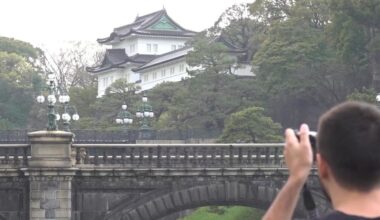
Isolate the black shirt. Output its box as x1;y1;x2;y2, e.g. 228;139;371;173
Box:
319;211;380;220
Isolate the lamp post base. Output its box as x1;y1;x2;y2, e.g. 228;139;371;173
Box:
138;128;155;140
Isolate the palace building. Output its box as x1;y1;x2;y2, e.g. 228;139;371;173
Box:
86;9;197;97
87;9;253;97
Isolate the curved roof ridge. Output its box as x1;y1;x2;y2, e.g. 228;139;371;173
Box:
86;50;160;74
87;48;129;73
97;9;197;44
152;45;191;57
139;10;196;33
133;46;193;72
135;9;166;22
114;20;144;32
139;10;168;30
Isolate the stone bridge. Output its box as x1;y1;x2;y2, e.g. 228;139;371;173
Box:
0;131;330;220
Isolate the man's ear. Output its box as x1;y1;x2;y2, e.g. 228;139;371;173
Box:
317;153;329;179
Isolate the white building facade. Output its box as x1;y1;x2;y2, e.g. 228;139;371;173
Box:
87;9;254;97
87;9;197;97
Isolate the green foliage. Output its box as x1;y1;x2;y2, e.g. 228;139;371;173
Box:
254;18;326;91
212;3;264;62
69;86;98;118
219;107;282;143
149;73;261;132
0;117;14;130
0;36;41;60
70;79;144;130
346;88;377;104
0;36;43;129
0;79;34;129
328;0;380;88
2;1;379;135
0;51;41;89
181;206;263;220
149;81;186;126
186;32;237;76
248;0;379;128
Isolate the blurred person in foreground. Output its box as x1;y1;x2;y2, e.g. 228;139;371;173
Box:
263;101;380;220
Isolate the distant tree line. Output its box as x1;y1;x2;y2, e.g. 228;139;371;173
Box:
0;0;379;143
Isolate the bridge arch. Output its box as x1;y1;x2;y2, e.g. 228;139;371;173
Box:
104;181;285;220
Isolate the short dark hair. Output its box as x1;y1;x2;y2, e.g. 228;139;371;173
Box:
318;101;380;191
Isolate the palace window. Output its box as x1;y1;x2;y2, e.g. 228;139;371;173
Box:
104;77;108;87
144;74;149;82
171;45;177;51
153;44;158;53
130;44;135;53
178;45;183;49
161;69;166;77
147;44;151;52
170;67;175;75
179;64;185;72
153;72;157;80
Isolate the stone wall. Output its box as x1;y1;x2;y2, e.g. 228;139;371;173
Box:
29;175;73;220
0;176;28;220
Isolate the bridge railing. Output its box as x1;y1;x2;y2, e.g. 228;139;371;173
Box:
0;144;30;167
0;130;29;144
72;143;285;168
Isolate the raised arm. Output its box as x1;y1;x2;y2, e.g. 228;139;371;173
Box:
262;124;313;220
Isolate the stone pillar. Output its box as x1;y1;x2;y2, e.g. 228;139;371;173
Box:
23;169;76;220
28;131;73;167
23;131;77;220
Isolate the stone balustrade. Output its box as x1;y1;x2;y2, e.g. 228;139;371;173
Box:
0;143;285;168
0;139;292;220
72;143;285;168
0;143;30;167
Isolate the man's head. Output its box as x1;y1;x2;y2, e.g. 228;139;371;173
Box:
317;101;380;192
317;102;380;191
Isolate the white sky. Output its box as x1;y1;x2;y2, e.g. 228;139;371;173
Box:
0;0;253;52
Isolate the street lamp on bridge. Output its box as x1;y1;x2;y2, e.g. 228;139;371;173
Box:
61;98;80;132
135;94;155;139
36;73;79;131
376;93;380;105
115;103;133;132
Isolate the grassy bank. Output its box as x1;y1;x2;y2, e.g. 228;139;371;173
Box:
180;206;264;220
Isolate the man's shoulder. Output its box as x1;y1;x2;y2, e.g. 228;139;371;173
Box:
319;211;380;220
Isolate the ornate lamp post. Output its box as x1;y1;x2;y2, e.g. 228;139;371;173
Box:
60;95;80;132
36;73;79;131
135;94;155;139
115;103;133;132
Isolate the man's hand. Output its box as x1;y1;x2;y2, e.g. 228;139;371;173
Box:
262;124;314;220
284;124;313;183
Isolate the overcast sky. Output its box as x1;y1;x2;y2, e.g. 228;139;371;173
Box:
1;0;253;51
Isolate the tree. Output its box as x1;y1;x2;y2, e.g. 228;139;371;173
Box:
41;41;103;91
346;87;377;104
69;85;98;119
249;0;372;128
68;79;143;130
148;81;187;127
328;0;380;90
148;73;261;133
186;32;237;76
0;36;42;62
0;51;41;89
0;79;34;129
212;3;265;62
0;36;44;129
218;107;282;143
250;0;294;25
